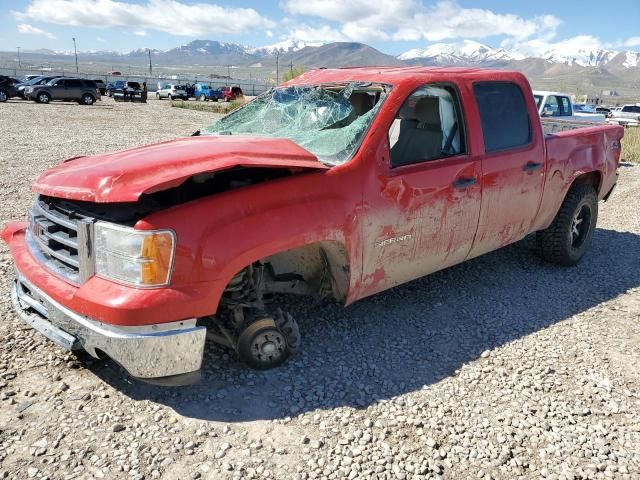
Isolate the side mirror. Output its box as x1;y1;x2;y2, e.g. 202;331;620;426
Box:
541;108;553;117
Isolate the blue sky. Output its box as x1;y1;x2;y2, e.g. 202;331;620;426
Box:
3;0;640;56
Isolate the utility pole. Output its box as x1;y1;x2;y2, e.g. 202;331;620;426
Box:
289;61;293;76
72;37;78;73
275;51;279;86
148;48;152;76
16;47;21;69
226;64;231;78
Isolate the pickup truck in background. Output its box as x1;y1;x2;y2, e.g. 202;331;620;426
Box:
533;90;606;123
608;104;640;127
2;67;623;384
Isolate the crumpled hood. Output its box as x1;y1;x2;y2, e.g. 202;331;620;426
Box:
33;135;328;202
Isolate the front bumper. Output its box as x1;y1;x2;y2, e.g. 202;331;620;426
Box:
11;271;206;379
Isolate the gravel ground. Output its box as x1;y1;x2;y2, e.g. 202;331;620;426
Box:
1;98;639;480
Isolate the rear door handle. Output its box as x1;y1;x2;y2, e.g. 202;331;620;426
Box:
523;161;542;172
452;177;477;188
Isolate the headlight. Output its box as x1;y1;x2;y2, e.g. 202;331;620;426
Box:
94;222;175;287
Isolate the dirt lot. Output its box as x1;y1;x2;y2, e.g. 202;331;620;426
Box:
0;98;639;480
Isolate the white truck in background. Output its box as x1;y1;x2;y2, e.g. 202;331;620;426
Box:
533;90;606;123
608;104;640;127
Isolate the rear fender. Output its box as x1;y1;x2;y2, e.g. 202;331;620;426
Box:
534;142;605;231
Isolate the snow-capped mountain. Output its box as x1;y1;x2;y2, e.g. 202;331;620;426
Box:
398;40;524;66
398;40;640;70
248;39;325;56
540;48;617;67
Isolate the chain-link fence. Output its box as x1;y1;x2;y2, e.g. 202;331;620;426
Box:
0;67;271;95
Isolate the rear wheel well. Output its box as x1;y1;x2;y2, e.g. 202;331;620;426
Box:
572;171;602;195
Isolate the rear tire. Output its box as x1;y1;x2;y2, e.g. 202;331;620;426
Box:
0;89;8;102
199;94;206;101
536;183;598;265
80;93;95;105
37;92;51;104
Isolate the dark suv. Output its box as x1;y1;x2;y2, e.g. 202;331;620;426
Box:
26;78;101;105
0;76;18;102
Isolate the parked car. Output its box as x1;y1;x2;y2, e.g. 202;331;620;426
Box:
183;84;196;99
194;82;223;101
20;74;41;83
1;67;623;382
107;71;122;76
0;75;18;102
608;104;640;127
106;81;141;97
533;91;606;122
221;86;243;102
596;106;612;117
15;76;62;99
156;83;188;100
25;77;101;105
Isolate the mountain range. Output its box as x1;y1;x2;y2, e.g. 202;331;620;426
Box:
16;38;640;71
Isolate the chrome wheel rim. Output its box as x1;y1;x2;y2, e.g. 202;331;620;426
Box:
39;94;49;103
0;91;7;102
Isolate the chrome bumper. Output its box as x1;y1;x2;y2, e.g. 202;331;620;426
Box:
11;272;206;379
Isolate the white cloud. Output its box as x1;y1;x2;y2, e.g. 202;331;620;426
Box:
287;24;345;43
624;37;640;48
96;36;107;43
13;0;275;37
17;23;56;39
133;30;147;37
265;30;274;38
281;0;561;43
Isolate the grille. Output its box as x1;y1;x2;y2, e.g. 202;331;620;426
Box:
27;196;95;285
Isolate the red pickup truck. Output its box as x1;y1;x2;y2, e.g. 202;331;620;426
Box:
1;67;623;383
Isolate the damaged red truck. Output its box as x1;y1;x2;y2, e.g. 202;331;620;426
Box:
1;67;623;383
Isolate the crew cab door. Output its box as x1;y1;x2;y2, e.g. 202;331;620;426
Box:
360;83;482;297
466;81;545;259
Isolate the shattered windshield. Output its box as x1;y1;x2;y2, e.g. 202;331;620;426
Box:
202;82;389;166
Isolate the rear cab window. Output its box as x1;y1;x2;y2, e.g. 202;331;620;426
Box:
473;82;531;153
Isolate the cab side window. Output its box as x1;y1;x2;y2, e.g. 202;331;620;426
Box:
389;84;466;167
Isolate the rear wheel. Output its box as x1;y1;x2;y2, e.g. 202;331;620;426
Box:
80;93;95;105
37;92;51;104
0;89;8;102
199;94;206;101
536;183;598;265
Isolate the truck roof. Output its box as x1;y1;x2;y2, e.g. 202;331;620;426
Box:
533;90;572;97
286;66;527;87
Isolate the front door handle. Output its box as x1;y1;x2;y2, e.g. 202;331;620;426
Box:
523;161;542;172
452;177;477;188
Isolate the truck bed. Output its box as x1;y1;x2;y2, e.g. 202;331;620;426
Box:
541;117;608;134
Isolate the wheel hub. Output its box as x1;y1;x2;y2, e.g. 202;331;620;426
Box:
252;331;286;362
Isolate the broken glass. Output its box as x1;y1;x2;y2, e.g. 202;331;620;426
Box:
202;84;388;166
